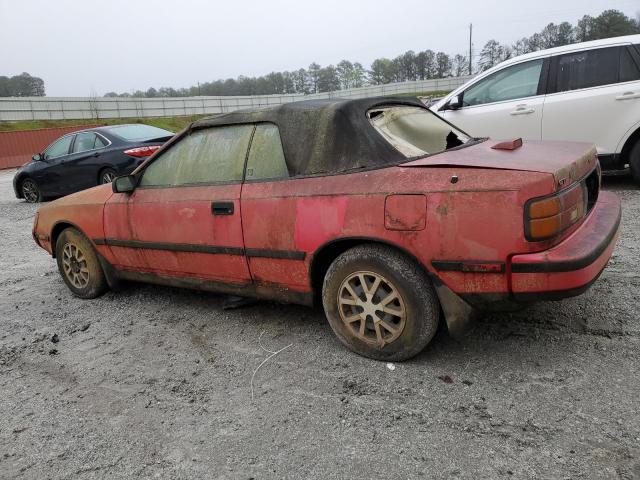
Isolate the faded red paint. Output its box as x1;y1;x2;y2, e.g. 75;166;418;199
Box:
0;125;102;169
404;140;597;187
104;185;250;284
33;140;621;311
293;196;349;251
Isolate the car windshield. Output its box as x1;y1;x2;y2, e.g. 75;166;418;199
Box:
368;106;470;158
105;124;173;141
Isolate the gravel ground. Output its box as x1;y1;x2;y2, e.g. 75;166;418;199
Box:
0;168;639;479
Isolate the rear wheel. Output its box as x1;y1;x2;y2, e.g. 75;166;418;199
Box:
322;244;440;361
99;168;117;185
629;141;640;185
55;228;108;299
21;178;42;203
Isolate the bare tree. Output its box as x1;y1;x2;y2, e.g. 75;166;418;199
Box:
88;88;100;120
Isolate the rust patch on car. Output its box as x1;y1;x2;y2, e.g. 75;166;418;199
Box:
384;195;427;231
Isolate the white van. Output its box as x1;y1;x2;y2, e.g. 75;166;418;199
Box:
432;35;640;182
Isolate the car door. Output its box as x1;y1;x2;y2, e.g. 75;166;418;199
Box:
542;45;640;156
40;134;75;196
65;131;107;191
240;123;309;291
103;124;254;284
439;58;547;140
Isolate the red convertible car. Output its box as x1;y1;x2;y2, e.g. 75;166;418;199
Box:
32;97;621;360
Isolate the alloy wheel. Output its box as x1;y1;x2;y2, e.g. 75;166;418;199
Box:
101;171;116;184
62;243;90;289
21;180;39;203
337;271;406;348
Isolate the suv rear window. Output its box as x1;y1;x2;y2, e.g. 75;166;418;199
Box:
554;46;620;92
620;47;640;82
368;106;470;158
105;124;173;142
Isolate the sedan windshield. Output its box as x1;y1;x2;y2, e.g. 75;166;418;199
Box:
105;124;174;142
368;106;470;158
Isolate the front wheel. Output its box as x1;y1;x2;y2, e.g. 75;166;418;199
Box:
21;178;42;203
322;244;440;361
55;228;108;299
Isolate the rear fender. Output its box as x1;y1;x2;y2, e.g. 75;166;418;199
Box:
310;236;477;336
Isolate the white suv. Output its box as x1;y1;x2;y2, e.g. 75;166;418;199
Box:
432;35;640;183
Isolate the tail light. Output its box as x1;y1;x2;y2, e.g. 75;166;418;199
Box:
123;145;161;158
525;181;588;241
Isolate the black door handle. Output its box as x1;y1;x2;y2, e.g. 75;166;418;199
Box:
211;202;234;215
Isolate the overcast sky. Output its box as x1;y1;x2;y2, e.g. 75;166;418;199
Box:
1;0;638;96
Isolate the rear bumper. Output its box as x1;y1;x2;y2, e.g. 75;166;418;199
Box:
509;191;621;301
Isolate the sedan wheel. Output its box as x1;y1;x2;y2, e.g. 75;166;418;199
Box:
338;271;406;348
56;228;108;299
323;244;440;361
21;178;41;203
100;169;117;184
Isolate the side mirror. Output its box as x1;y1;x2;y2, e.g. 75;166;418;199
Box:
112;175;136;194
32;153;42;162
443;94;462;111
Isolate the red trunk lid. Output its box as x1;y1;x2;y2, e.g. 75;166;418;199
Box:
402;140;598;189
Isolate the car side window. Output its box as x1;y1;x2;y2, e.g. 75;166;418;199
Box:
620;47;640;83
44;135;73;160
245;124;289;181
95;134;108;148
139;125;254;187
72;132;99;153
554;47;619;92
462;59;543;107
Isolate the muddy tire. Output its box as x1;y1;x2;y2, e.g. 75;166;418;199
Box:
630;141;640;185
322;244;440;361
55;228;108;299
21;178;42;203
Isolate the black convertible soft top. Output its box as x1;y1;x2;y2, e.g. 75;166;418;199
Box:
191;96;427;177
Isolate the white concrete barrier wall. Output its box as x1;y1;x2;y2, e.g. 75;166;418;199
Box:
0;76;472;121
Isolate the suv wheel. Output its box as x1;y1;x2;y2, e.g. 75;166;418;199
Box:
629;140;640;185
322;244;440;361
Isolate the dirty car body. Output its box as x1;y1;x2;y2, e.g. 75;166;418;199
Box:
32;97;622;361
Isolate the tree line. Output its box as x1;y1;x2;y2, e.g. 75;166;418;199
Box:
478;9;639;71
104;9;638;98
0;73;45;97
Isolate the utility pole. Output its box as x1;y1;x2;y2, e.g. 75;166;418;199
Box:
468;23;473;75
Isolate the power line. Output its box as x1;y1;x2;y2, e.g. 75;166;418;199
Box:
468;23;473;75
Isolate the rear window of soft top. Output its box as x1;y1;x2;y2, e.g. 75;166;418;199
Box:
368;106;471;158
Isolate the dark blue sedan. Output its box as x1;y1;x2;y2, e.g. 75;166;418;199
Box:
13;124;174;202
